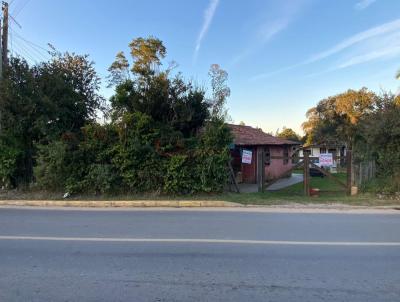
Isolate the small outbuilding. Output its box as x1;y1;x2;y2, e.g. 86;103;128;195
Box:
228;124;300;184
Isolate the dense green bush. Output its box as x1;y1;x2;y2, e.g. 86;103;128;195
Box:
75;164;120;195
34;140;68;191
362;174;400;195
194;119;232;192
359;94;400;194
0;137;21;188
34;124;121;194
114;143;165;193
164;154;193;194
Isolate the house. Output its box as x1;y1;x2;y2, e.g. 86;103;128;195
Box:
228;124;300;184
298;144;347;166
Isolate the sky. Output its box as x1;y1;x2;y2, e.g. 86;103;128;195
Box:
6;0;400;134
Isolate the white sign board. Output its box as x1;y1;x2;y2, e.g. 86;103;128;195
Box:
319;153;333;167
242;149;252;164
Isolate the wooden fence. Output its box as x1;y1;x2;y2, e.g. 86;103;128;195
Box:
229;149;377;195
351;160;376;187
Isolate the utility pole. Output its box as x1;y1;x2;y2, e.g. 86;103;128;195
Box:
2;1;8;69
0;16;2;79
0;1;7;134
0;9;2;135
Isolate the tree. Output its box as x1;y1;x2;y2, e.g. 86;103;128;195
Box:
107;51;130;87
302;88;376;148
108;36;167;86
0;51;105;187
110;38;233;193
357;92;400;193
2;36;232;194
208;64;230;119
37;51;106;139
129;37;166;77
276;127;300;142
0;57;38;185
109;37;210;135
106;37;230;193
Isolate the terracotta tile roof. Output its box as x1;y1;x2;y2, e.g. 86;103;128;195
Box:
228;124;300;146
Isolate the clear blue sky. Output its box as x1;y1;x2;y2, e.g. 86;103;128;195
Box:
7;0;400;134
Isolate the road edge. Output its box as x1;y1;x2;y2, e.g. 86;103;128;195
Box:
0;199;399;213
0;199;242;208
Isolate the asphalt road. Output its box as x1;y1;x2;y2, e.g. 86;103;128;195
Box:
0;207;399;302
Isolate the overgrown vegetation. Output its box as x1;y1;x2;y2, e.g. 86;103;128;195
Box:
1;35;398;200
302;87;400;195
0;37;232;195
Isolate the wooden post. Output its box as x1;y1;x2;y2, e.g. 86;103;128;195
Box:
303;152;310;196
257;147;265;193
0;15;2;135
0;17;2;80
346;150;352;196
228;161;240;193
1;2;8;68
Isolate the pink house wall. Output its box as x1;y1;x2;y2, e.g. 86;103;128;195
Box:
239;145;294;184
265;146;293;180
241;147;257;183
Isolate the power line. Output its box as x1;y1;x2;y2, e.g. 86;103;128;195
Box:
12;40;38;64
12;0;30;17
12;34;50;61
11;29;49;53
6;0;52;64
10;0;22;15
13;37;46;62
8;27;50;62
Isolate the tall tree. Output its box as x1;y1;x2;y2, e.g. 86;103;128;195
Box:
108;36;167;87
129;37;166;77
106;37;230;194
37;51;106;139
107;51;130;87
109;37;209;135
208;64;230;119
302;88;376;148
0;57;39;184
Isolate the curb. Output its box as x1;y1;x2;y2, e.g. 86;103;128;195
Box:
0;200;243;208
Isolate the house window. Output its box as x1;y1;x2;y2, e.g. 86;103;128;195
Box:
265;147;271;166
320;147;327;154
283;147;289;165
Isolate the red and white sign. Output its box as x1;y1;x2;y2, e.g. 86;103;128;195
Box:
319;153;333;167
242;149;252;164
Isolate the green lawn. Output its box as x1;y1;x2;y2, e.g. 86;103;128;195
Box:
221;173;398;206
265;172;348;197
219;192;388;206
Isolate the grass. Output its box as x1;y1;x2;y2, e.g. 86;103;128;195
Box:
0;173;398;207
222;173;399;206
219;192;389;206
